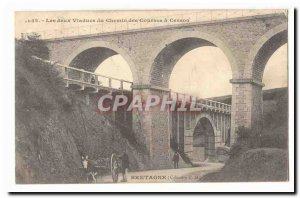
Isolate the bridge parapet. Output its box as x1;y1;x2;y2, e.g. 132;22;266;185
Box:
21;10;285;40
32;56;133;93
170;92;231;114
32;56;231;114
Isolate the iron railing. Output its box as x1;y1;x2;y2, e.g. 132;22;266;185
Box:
170;92;231;113
32;56;231;113
32;56;133;91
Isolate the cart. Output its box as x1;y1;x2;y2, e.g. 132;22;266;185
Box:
80;153;122;183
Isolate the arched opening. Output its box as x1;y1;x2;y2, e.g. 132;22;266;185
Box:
193;117;215;162
94;54;133;90
150;32;238;88
68;47;133;90
263;44;288;90
67;46;134;127
69;47;117;71
250;28;287;82
64;40;137;83
240;24;288;139
169;46;232;98
150;36;233;154
261;43;288;147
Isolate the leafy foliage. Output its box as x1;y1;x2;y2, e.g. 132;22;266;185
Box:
18;33;49;59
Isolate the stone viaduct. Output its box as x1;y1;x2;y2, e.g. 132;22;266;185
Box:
41;13;287;169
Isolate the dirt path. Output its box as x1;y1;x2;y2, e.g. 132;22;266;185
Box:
98;162;224;183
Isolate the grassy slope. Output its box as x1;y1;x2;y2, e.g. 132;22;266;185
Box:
15;41;146;183
200;148;288;182
201;88;289;182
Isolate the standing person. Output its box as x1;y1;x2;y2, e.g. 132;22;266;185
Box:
120;151;129;182
173;151;180;169
225;128;231;146
91;75;96;84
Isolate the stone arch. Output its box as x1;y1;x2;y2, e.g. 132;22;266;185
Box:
63;41;138;83
149;31;238;87
192;112;217;161
193;112;217;136
244;23;288;81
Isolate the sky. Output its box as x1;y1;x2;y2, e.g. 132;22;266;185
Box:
169;47;232;98
262;44;288;90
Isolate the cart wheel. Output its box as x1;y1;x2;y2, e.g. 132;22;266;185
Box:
111;153;119;183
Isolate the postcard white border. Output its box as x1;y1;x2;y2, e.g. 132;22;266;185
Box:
0;0;295;194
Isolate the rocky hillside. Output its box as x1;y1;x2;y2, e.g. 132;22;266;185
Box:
15;38;147;183
201;148;288;182
211;87;288;149
201;88;289;182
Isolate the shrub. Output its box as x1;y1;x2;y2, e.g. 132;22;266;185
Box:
18;33;49;60
229;126;262;158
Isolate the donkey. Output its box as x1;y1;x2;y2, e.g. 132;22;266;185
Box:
81;155;100;183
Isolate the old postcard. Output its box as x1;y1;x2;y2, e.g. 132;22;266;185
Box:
14;9;291;189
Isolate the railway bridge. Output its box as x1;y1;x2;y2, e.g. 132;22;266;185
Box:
28;10;287;169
